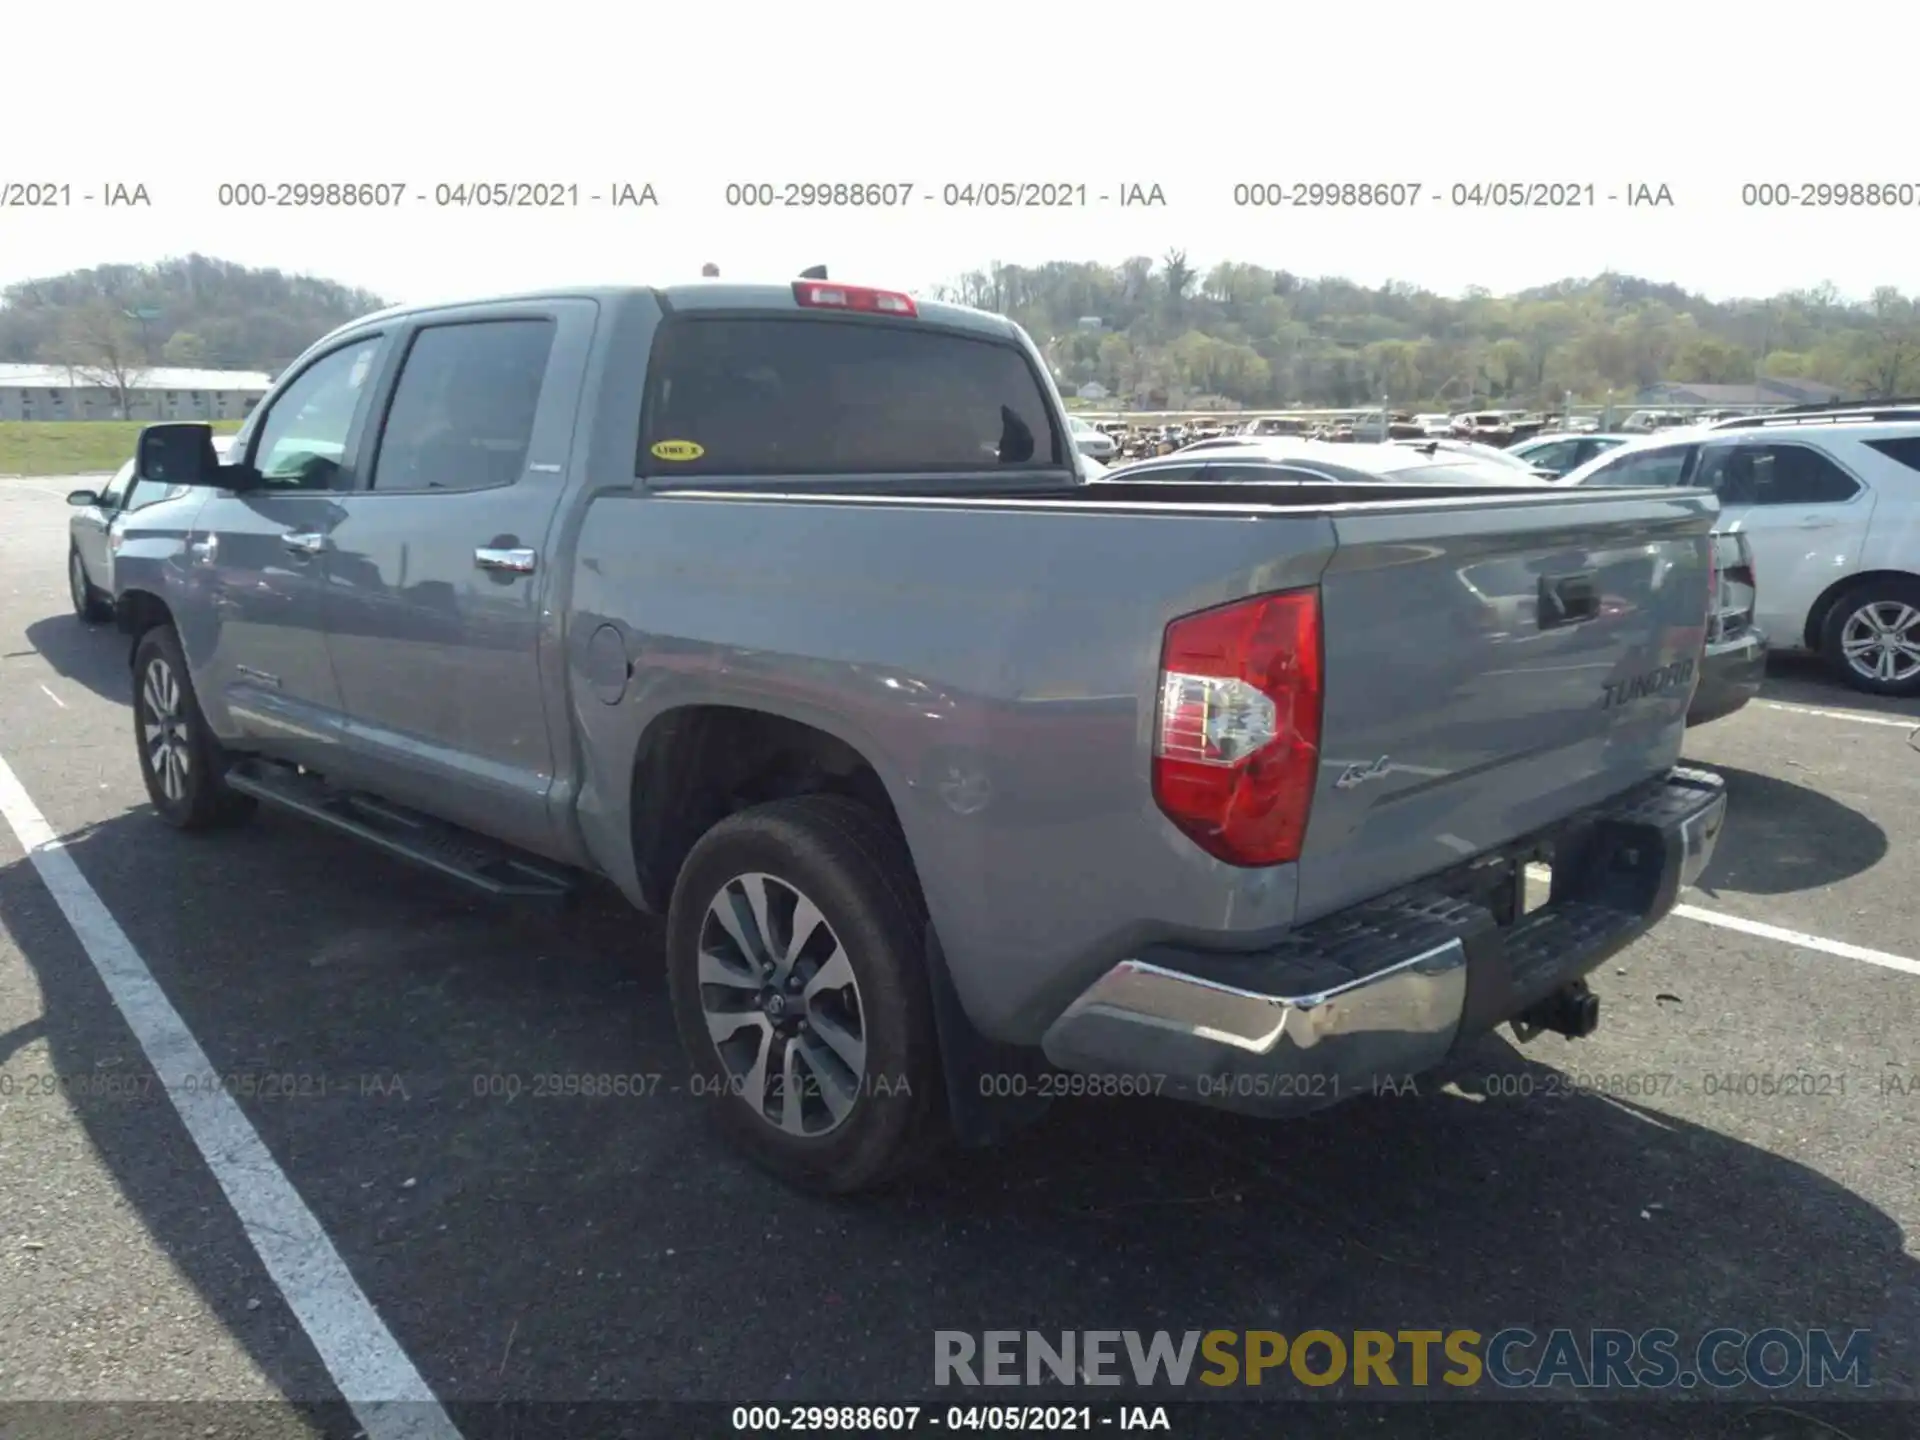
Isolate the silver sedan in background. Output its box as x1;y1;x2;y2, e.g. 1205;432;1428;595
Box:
68;436;232;621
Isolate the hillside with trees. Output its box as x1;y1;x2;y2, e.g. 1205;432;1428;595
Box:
2;252;1915;410
0;254;387;379
933;256;1920;409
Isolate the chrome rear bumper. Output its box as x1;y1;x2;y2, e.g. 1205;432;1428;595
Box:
1041;767;1727;1116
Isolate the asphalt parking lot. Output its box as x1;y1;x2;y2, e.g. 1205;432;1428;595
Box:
2;472;1918;1440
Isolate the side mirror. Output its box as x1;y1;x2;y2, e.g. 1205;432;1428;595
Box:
66;489;101;507
136;423;224;489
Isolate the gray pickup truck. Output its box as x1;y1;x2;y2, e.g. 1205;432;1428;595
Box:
111;279;1727;1193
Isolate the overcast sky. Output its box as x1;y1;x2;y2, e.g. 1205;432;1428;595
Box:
8;0;1914;307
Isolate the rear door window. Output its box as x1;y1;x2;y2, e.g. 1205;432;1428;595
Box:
1695;442;1862;505
371;319;556;492
639;317;1063;477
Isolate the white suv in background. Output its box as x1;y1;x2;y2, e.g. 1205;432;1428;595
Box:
1563;405;1920;697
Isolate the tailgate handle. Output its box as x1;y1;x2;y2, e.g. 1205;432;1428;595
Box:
1538;571;1599;630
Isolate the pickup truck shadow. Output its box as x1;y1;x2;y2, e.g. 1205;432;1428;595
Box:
1691;763;1886;897
25;611;127;704
4;808;1912;1433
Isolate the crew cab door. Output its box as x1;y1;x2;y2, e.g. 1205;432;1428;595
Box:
318;300;595;856
186;334;387;765
1692;438;1873;644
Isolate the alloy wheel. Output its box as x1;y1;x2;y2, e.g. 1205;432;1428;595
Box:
1840;600;1920;686
696;871;868;1138
140;657;192;803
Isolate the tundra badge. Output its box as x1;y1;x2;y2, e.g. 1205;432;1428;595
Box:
1601;656;1695;709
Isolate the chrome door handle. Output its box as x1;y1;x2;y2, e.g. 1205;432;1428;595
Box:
282;531;326;556
475;546;537;574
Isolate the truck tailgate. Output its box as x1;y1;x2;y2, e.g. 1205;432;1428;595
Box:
1295;487;1717;922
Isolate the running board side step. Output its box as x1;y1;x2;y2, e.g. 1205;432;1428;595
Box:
223;760;578;900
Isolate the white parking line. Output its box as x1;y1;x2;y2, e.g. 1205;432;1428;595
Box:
1758;700;1918;729
38;683;65;708
0;754;464;1440
1532;863;1914;976
1673;903;1920;978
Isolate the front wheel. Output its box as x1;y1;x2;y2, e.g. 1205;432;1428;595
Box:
69;547;111;623
131;625;257;830
665;794;946;1193
1821;580;1920;698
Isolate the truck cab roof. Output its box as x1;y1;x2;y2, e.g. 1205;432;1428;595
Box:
324;282;1020;348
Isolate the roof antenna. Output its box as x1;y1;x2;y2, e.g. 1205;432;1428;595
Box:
798;265;828;280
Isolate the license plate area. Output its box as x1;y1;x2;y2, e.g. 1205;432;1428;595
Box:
1448;838;1558;928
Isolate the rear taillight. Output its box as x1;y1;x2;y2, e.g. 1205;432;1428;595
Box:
792;280;916;317
1152;589;1324;867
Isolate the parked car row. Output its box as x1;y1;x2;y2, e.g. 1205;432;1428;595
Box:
1073;408;1624;464
1097;436;1770;726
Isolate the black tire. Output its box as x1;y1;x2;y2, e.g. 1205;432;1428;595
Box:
665;794;945;1193
69;546;112;623
131;625;258;830
1819;578;1920;698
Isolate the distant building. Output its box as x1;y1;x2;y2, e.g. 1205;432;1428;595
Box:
1075;316;1104;332
1076;381;1110;401
1635;378;1847;407
0;364;274;422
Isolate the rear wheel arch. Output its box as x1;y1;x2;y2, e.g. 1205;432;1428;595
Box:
1804;569;1920;650
626;704;915;914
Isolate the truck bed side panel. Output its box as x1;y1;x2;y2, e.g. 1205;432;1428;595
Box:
566;493;1335;1042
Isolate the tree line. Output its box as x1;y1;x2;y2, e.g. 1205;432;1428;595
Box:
933;255;1920;408
3;252;1915;411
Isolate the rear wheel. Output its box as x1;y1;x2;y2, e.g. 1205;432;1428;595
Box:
132;625;257;830
665;794;945;1193
69;547;111;623
1820;579;1920;698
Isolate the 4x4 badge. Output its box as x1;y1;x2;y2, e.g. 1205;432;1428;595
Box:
1334;756;1392;790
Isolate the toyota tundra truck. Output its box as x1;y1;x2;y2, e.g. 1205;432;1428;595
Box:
109;278;1728;1192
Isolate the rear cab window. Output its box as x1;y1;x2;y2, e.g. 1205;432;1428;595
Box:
637;315;1064;479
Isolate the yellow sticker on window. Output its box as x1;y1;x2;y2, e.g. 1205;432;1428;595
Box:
651;439;705;461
